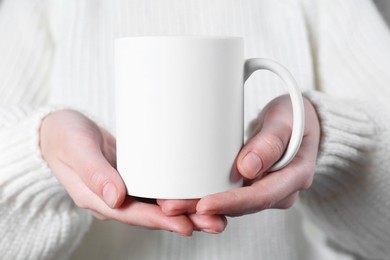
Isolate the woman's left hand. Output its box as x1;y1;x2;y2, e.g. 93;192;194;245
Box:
158;95;320;222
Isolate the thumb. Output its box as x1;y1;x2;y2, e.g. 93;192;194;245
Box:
63;132;127;209
237;97;293;179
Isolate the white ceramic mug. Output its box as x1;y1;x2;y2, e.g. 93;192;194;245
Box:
115;36;304;199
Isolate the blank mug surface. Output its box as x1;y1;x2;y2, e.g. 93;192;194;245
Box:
115;37;244;199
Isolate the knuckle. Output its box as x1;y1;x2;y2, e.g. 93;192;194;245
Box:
279;203;292;210
251;184;275;211
85;165;106;193
91;211;110;221
74;201;87;209
62;131;99;158
72;196;89;209
259;197;274;210
299;162;316;190
102;147;117;168
255;192;274;211
261;134;286;160
279;198;297;210
264;96;290;114
301;177;314;190
75;131;99;150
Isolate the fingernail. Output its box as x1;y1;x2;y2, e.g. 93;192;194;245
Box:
196;205;210;215
177;230;193;237
241;152;262;178
201;228;220;234
102;182;118;208
201;222;226;234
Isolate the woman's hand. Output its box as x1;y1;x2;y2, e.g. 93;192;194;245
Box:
159;95;320;219
39;109;226;236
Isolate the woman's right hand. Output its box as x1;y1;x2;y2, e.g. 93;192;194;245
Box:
39;109;226;236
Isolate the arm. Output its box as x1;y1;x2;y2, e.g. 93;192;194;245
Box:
160;1;390;259
0;106;94;260
0;0;93;258
298;0;390;258
0;1;223;259
0;0;94;258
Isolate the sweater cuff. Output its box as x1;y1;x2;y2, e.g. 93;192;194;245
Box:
303;91;375;197
0;106;92;259
0;106;59;201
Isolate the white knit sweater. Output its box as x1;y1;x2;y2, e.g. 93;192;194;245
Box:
0;0;390;259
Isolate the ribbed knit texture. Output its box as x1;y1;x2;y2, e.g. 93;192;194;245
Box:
302;92;390;259
0;107;92;260
300;1;390;259
0;0;92;259
0;0;389;259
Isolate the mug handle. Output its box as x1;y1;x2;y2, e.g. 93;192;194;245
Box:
244;58;305;171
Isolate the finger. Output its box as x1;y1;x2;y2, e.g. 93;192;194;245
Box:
196;166;297;216
90;210;108;221
237;118;291;180
237;96;294;180
103;198;194;236
99;127;117;168
156;199;228;234
197;136;317;216
91;196;194;236
272;191;300;210
157;199;198;216
156;202;228;234
60;130;126;209
188;214;227;234
51;161;194;236
85;193;194;236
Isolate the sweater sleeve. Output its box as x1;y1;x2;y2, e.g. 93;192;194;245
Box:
0;107;92;260
0;1;92;259
299;0;390;259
